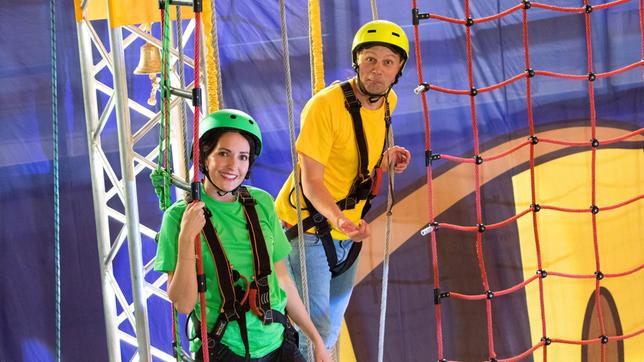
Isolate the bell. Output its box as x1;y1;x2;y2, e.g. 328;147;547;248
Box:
134;43;162;75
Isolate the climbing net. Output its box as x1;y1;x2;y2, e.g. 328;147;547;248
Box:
412;0;643;361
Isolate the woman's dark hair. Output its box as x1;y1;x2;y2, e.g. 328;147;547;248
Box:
199;128;258;179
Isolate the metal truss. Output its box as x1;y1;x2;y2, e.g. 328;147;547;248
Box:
76;7;206;362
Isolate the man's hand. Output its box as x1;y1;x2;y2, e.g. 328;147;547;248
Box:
382;145;411;173
336;215;371;241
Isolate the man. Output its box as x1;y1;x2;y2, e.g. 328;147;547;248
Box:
275;20;412;355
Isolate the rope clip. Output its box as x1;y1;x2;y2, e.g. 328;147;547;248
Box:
414;83;430;95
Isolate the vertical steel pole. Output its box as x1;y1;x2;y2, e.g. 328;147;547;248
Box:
107;24;152;362
76;19;121;362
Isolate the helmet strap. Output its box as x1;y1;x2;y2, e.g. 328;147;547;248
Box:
203;173;240;198
355;74;391;104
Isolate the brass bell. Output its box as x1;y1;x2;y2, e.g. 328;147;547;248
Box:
134;43;162;75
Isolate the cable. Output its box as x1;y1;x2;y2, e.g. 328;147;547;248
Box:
50;0;61;359
279;1;312;360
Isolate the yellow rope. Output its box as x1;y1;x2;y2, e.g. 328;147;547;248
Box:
203;0;221;111
308;0;325;95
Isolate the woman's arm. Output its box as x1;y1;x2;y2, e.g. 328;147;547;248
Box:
166;201;205;314
274;260;331;362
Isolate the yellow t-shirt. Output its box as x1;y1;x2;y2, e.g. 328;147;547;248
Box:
275;80;397;240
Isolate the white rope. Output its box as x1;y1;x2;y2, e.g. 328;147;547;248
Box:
370;0;379;20
377;126;395;362
279;1;313;361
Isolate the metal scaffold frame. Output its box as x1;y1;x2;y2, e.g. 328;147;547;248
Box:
76;5;206;361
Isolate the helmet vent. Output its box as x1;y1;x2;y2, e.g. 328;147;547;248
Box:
248;120;254;125
367;29;376;33
230;114;237;119
391;32;400;37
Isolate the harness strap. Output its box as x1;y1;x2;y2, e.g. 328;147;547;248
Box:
194;307;294;359
201;208;242;322
340;81;369;180
286;80;392;278
201;213;250;358
198;186;276;359
238;187;273;322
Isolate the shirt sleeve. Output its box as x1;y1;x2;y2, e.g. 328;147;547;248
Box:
154;204;183;273
295;94;334;166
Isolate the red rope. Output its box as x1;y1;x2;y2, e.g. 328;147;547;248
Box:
592;0;632;11
412;0;643;360
549;265;644;279
531;2;590;13
412;0;445;357
423;60;642;96
436;194;643;229
497;343;544;362
604;263;644;278
438;139;530;163
462;0;497;356
423;0;631;25
450;275;539;300
423;60;643;95
519;7;551;352
484;140;531;162
476;4;524;24
581;3;609;358
189;10;209;362
601;128;644;144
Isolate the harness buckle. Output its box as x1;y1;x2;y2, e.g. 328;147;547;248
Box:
256;275;269;287
223;308;238;322
343;197;357;210
213;319;228;337
356;178;373;200
238;192;256;206
315;222;332;238
312;213;325;224
263;309;274;324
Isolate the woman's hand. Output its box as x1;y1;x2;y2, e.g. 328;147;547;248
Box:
382;145;411;173
178;201;206;243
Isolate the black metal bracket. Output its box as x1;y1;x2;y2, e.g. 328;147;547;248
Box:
426;150;441;166
434;288;450;304
412;8;431;25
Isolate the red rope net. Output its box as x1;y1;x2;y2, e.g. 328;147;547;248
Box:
411;0;644;361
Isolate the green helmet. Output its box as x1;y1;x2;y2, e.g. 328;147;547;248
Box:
199;108;262;157
351;20;409;74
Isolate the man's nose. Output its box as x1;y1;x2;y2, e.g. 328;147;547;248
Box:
371;61;384;74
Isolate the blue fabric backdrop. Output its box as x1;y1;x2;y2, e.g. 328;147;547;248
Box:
1;0;641;361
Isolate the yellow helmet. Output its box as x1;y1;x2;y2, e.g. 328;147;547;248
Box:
351;20;409;73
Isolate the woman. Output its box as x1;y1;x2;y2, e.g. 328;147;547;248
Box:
155;109;330;362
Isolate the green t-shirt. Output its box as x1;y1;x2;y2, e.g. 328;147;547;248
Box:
154;185;292;358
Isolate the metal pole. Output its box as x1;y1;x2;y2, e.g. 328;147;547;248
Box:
76;19;121;362
107;25;152;362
